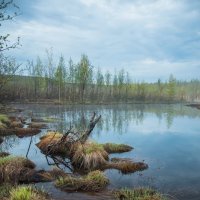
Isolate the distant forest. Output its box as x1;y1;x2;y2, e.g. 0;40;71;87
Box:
0;52;200;103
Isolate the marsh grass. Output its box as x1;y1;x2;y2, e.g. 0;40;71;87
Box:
113;188;167;200
103;143;133;154
55;170;109;192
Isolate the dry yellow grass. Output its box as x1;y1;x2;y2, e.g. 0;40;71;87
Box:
72;141;109;171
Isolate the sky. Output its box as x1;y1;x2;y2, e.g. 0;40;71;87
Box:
2;0;200;82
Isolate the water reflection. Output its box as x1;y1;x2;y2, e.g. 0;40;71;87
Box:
2;103;200;200
17;104;199;133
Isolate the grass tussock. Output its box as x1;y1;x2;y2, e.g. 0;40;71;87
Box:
106;158;148;174
0;156;36;183
102;143;133;154
9;186;49;200
55;170;109;192
72;142;108;171
113;188;167;200
36;132;70;155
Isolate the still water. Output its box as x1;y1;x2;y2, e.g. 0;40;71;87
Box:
1;103;200;200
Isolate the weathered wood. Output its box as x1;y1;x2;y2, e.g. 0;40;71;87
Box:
79;112;101;143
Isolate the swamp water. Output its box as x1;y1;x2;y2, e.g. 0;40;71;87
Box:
1;103;200;200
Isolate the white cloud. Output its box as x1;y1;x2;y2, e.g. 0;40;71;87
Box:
2;0;200;81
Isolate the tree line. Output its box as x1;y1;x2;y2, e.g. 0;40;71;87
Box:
1;51;200;103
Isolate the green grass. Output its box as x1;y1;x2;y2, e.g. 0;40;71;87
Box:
83;142;105;154
114;188;168;200
10;186;32;200
9;186;48;200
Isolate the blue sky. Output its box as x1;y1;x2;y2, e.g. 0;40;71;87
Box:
3;0;200;82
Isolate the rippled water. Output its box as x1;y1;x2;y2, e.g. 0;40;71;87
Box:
1;103;200;200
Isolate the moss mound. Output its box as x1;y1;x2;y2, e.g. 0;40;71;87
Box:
102;143;133;153
55;170;109;192
72;142;109;171
113;188;167;200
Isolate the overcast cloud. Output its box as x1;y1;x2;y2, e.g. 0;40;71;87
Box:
2;0;200;82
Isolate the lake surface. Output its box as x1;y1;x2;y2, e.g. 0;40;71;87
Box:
1;103;200;200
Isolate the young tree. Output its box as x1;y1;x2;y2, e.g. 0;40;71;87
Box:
167;74;176;101
125;72;131;102
45;48;55;98
105;70;112;100
68;57;75;101
75;54;93;103
118;69;125;99
96;68;104;101
55;55;66;103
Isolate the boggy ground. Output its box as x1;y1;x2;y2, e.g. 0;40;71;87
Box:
0;105;167;200
0;104;50;137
